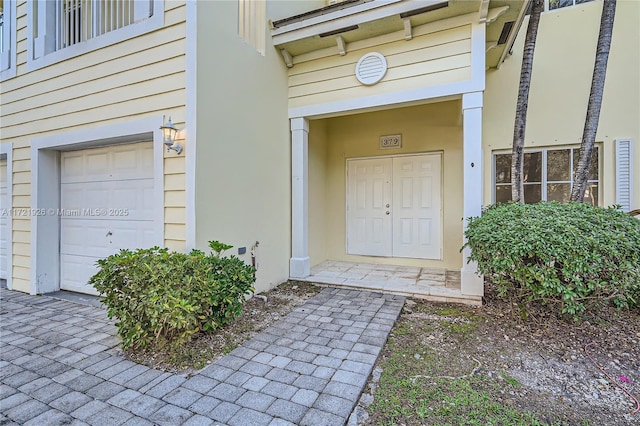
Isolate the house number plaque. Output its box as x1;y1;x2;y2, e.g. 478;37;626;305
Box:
380;134;402;149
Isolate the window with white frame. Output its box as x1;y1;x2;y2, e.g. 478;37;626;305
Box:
494;146;599;205
549;0;596;10
526;0;597;14
28;0;162;68
0;0;17;80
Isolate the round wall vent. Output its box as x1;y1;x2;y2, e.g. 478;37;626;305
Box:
355;52;388;86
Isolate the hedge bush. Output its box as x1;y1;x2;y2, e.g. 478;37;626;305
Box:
89;241;255;350
463;202;640;318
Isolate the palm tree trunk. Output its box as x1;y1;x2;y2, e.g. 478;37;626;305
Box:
511;0;544;204
570;0;616;202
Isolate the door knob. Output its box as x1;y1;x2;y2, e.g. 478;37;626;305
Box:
385;211;390;215
386;204;390;208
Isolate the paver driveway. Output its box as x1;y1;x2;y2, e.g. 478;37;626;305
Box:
0;287;404;425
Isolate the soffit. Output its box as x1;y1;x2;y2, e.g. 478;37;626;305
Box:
271;0;528;69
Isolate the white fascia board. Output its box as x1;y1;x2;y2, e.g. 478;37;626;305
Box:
272;0;445;45
289;78;480;119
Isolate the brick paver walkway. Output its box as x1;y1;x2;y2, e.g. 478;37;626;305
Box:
0;287;404;425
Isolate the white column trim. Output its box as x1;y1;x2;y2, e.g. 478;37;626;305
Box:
0;143;13;290
185;0;197;250
461;91;484;297
290;117;310;278
470;21;486;90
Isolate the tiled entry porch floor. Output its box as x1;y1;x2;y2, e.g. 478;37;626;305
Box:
297;261;482;305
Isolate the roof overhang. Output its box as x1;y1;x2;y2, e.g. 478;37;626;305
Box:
271;0;528;69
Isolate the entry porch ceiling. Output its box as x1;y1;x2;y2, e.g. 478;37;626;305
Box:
271;0;528;69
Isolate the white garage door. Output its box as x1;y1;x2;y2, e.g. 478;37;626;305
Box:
60;142;157;294
0;159;8;280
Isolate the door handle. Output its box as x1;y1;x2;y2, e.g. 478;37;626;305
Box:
106;231;112;237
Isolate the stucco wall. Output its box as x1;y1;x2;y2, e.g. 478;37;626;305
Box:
307;100;464;270
483;0;640;208
194;0;291;293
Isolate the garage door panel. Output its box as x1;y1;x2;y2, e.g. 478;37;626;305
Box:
60;179;154;220
61;220;112;257
61;219;156;257
60;142;156;294
112;184;154;218
60;254;100;295
86;151;110;177
61;142;153;183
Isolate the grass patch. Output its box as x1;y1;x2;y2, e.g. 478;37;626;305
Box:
371;358;548;426
435;306;480;335
368;304;550;425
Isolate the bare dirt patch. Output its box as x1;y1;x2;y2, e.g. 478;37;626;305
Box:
124;281;322;374
359;286;640;425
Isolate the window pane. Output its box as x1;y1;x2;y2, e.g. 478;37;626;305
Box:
550;0;574;9
523;152;542;183
547;149;570;181
583;183;598;206
495;155;512;183
524;184;542;204
548;183;571;203
573;148;599;180
496;185;512;203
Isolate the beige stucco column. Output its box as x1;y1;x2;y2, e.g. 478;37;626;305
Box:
460;92;484;296
290;117;310;278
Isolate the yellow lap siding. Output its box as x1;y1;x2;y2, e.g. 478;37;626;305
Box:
2;89;185;139
165;224;185;241
289;67;471;109
12;196;30;208
11;172;29;185
12;242;30;257
288;38;471;88
2;76;185;127
164;173;185;191
2;56;185;117
11;220;30;232
13;255;30;268
165;240;187;252
0;2;188;293
11;183;30;197
164;207;186;224
163;156;186;174
289;54;470;98
12;230;29;244
288;24;472;110
165;191;186;208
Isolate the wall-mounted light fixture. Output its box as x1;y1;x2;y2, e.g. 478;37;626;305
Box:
160;116;183;154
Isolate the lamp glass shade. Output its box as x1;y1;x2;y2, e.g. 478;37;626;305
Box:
160;117;178;145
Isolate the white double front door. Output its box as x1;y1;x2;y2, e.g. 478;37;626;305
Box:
347;153;442;260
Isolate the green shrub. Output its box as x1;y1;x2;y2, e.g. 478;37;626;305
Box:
463;202;640;318
89;241;255;350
